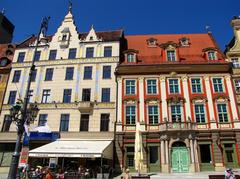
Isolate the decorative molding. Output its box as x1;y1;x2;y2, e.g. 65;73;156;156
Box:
159;76;166;82
191;96;208;103
145;97;161;103
202;47;218;52
181;75;188;81
166;95;185;103
123;98;138;105
213;95;229;102
159;41;179;49
169;71;177;77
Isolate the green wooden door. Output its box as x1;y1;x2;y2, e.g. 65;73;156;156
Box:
223;144;238;168
171;147;189;173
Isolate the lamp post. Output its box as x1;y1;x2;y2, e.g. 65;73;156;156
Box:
7;16;50;179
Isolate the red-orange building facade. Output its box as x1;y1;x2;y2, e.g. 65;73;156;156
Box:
115;33;240;173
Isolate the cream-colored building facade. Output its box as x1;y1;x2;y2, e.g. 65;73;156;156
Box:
0;9;122;172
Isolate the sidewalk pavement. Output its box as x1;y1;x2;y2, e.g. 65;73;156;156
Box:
114;171;226;179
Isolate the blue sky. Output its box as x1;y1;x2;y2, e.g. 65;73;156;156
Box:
0;0;239;50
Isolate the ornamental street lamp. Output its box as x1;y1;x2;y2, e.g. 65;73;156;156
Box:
7;16;50;179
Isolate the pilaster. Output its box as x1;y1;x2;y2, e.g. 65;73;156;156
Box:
182;75;191;120
138;77;145;123
160;76;167;120
204;76;215;123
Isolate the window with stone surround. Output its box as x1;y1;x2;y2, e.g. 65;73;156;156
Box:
170;104;181;122
147;79;157;94
217;103;228;123
148;105;159;124
235;79;240;93
1;115;11;132
80;114;89;131
100;114;110;131
212;78;224;93
63;89;72;103
125;80;136;95
45;68;54;81
207;51;216;60
65;67;74;80
8;91;17;105
169;79;179;94
49;50;57;60
125;106;136;125
42;89;51;103
38;114;48;126
60;114;69;132
33;51;41;61
194;104;206;123
17;52;25;63
191;78;202;93
167;50;176;61
104;46;112;57
12;70;21;83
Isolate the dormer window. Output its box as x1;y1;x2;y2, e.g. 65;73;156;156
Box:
123;49;139;63
127;54;135;62
180;37;190;46
202;47;218;61
147;38;157;47
208;51;216;60
167;50;176;61
89;36;93;41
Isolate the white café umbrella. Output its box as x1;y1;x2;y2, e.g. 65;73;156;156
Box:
134;122;143;175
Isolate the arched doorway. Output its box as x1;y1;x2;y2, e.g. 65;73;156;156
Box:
171;141;189;173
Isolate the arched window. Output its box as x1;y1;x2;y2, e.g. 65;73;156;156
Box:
127;53;135;63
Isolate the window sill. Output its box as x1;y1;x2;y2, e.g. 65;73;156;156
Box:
65;79;73;81
83;78;92;80
102;78;112;80
44;80;53;82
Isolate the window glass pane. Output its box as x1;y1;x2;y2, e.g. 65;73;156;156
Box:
45;68;54;81
60;114;69;132
68;48;77;59
231;58;240;68
147;80;157;94
42;89;51;103
101;88;110;102
148;106;159;124
126;106;136;124
126;80;135;95
104;46;112;57
199;144;211;163
86;47;94;58
31;69;37;82
17;52;25;63
171;104;181;122
8;91;17;105
49;50;57;60
1;115;11;132
169;79;179;93
195;104;205;123
191;78;202;93
208;51;216;60
84;66;92;79
217;104;228;122
82;89;91;101
80;114;89;131
167;50;176;61
33;51;41;61
12;70;21;83
103;66;111;79
38;114;48;126
63;89;72;103
65;67;74;80
127;54;134;62
100;114;109;131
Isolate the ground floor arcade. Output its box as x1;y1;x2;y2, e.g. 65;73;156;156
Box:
115;130;240;173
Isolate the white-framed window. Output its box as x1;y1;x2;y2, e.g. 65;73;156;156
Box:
212;78;224;93
231;58;240;68
148;105;159;124
235;79;240;93
147;79;157;94
167;50;176;61
194;104;206;123
170;104;181;122
127;53;135;63
217;103;228;123
125;106;136;125
125;80;136;95
169;79;179;94
207;51;216;60
191;78;202;93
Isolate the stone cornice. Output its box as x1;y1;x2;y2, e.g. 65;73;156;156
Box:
12;56;119;68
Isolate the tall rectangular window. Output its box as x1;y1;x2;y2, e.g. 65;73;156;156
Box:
60;114;69;132
167;50;176;61
48;50;57;60
83;66;92;79
103;66;111;79
82;89;91;101
125;80;135;95
27;90;33;103
217;104;228;123
45;68;54;81
191;78;202;93
231;58;240;68
65;67;74;80
104;46;112;57
63;89;72;103
12;70;21;83
30;69;37;82
80;114;89;131
126;106;136;125
235;80;240;93
147;79;157;94
126;147;134;167
171;104;181;122
38;114;48;126
100;114;110;131
1;115;11;132
68;48;77;59
101;88;110;102
213;78;223;93
33;51;41;61
194;104;205;123
169;79;179;93
148;106;159;124
8;91;17;105
42;89;51;103
86;47;94;58
17;52;25;63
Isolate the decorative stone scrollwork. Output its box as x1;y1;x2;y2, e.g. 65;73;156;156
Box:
166;95;185;104
160;134;168;141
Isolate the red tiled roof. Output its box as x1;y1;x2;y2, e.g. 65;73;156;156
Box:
123;33;226;65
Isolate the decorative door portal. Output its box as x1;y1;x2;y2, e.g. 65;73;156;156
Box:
171;142;189;173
